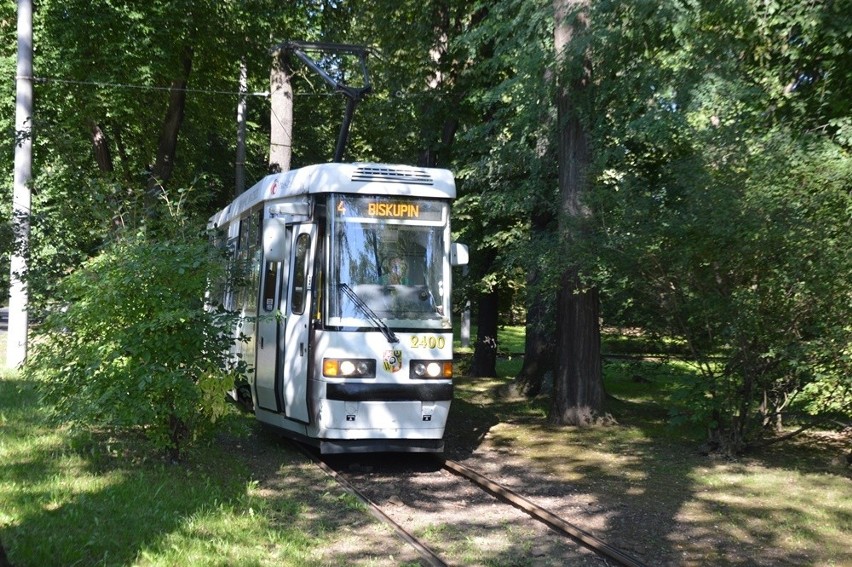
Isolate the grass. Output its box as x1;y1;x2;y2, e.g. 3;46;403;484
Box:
3;325;850;566
1;351;418;566
0;370;324;566
443;329;852;566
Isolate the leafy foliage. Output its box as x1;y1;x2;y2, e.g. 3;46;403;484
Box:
4;0;849;456
25;231;243;459
578;0;852;452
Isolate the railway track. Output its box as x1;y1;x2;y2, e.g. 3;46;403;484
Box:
293;442;647;567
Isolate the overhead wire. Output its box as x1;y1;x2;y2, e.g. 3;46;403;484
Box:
23;75;427;99
21;72;425;170
25;75;343;98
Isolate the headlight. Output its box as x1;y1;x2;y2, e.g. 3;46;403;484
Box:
323;358;376;378
410;360;453;379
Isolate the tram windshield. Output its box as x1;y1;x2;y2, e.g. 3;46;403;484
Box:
327;195;451;330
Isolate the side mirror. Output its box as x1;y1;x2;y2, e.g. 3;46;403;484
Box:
450;242;469;267
263;218;289;262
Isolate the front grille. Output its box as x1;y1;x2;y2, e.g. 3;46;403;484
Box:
351;165;434;185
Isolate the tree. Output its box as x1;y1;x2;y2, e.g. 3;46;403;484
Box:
7;0;323;307
442;0;560;381
26;217;243;460
549;0;609;425
578;0;852;453
514;209;557;396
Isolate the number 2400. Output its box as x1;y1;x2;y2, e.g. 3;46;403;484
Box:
410;335;446;349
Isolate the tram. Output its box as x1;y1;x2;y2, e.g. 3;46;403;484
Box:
209;162;468;453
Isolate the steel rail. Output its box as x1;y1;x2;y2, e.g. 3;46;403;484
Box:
442;458;648;567
291;442;448;567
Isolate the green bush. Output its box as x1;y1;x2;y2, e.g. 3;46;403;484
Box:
25;234;243;459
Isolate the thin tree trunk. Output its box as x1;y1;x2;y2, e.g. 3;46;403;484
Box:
419;118;458;167
90;121;129;232
515;207;556;396
90;122;113;173
550;0;608;425
147;48;192;211
515;268;554;396
470;288;499;377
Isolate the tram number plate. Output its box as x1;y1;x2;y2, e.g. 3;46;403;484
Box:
410;335;446;349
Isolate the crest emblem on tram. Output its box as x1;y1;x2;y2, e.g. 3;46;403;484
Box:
383;349;403;373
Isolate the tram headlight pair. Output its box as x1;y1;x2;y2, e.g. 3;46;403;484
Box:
323;358;376;378
410;360;453;380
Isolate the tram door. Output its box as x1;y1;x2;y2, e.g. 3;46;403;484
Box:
254;226;291;412
281;223;314;423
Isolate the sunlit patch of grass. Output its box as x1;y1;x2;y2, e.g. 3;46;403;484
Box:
324;490;366;512
452;335;852;566
497;326;525;354
678;462;852;562
0;372;321;567
134;497;315;566
417;522;450;540
603;358;708;441
602;328;691;356
454;375;548;423
452;324;526;355
604;358;701;405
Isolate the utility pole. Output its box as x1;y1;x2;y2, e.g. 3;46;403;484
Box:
235;57;248;195
7;0;33;368
271;42;372;164
268;54;293;174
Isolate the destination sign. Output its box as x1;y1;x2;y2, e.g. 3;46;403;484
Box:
334;196;445;222
368;202;420;218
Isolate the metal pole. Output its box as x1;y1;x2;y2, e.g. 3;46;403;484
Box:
7;0;33;368
333;97;357;163
460;266;471;348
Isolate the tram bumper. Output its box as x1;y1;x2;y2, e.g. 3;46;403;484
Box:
325;381;453;402
319;437;444;454
314;381;452;453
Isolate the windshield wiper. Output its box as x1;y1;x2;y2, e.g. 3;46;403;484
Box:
338;283;399;344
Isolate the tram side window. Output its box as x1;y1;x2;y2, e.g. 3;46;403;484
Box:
291;233;310;315
208;228;233;310
234;212;262;314
244;211;262;315
234;219;249;310
261;262;278;312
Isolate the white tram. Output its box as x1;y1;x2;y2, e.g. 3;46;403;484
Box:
209;162;468;453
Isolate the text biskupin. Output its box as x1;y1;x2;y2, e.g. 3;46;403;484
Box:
368;202;420;218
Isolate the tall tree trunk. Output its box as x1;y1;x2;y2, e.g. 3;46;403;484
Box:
550;0;608;425
90;122;113;173
552;269;605;424
90;121;128;232
514;214;555;396
418;118;458;167
470;287;499;377
515;280;553;396
147;48;192;213
269;54;293;173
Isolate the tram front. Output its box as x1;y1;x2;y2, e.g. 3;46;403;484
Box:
313;193;459;453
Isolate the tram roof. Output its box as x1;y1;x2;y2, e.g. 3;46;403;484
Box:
209;162;456;228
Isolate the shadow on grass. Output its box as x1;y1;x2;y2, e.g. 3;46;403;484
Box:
0;374;319;566
443;359;852;566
